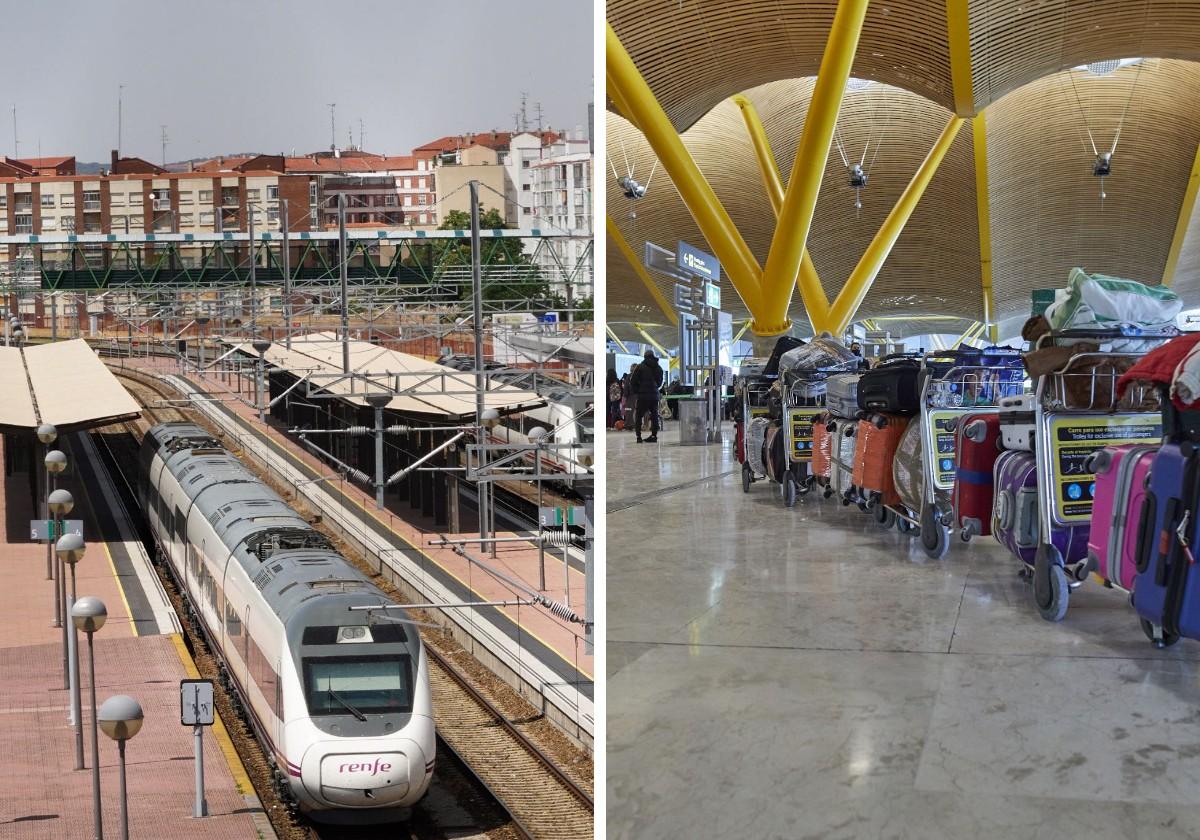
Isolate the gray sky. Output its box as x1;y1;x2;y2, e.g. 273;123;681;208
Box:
2;0;593;164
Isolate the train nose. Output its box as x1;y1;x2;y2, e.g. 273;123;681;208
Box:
307;745;427;808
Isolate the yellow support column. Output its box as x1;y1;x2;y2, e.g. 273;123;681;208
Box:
606;23;765;315
952;322;983;350
945;0;975;117
733;94;829;332
760;0;871;335
606;326;630;354
1163;138;1200;287
972;113;998;343
606;215;680;327
827;116;965;335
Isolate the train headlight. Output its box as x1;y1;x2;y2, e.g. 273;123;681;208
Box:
337;625;373;644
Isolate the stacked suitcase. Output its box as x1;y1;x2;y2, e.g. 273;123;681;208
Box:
852;357;921;507
823;373;861;503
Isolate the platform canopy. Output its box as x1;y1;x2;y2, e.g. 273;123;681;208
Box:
0;339;141;432
229;332;545;420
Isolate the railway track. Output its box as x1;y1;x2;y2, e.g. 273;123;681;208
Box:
102;366;593;840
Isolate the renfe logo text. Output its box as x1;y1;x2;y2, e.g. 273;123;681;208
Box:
339;758;393;776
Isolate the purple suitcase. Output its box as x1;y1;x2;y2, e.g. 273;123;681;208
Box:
1132;442;1200;641
993;449;1091;567
993;450;1038;564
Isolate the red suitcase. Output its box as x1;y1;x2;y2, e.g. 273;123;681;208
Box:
953;412;1001;537
735;419;746;464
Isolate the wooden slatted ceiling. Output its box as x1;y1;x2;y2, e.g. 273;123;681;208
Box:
607;0;953;131
606;78;982;338
985;58;1200;324
969;0;1200;111
609;0;1200;125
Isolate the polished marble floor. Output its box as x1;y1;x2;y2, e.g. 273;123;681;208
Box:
607;421;1200;839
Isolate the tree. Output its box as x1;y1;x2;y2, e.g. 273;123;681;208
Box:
433;205;554;306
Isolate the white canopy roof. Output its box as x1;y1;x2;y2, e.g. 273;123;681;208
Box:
231;332;544;419
0;339;141;431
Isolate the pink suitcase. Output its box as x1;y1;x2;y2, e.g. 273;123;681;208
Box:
1086;444;1156;591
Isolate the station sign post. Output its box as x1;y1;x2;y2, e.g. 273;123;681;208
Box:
181;679;215;818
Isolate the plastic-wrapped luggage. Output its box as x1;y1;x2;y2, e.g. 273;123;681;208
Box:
1087;444;1155;591
853;414;908;506
826;373;862;419
746;417;771;477
998;394;1036;451
1132;441;1196;644
812;418;832;482
857;359;921;415
953;413;1000;537
762;336;806;378
993;450;1039;563
892;421;924;514
778;334;858;376
1046;268;1182;334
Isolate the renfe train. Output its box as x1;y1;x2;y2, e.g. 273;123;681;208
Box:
137;422;435;822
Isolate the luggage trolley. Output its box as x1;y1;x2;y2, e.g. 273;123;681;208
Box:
739;375;777;494
779;366;828;508
915;351;1024;559
1027;328;1174;621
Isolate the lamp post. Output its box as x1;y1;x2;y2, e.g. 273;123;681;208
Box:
98;695;143;840
48;487;73;691
253;339;271;422
196;316;209;377
58;532;87;770
73;596;107;840
37;424;58;582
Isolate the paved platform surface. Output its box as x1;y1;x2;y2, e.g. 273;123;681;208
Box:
608;422;1200;840
0;434;266;839
125;355;593;736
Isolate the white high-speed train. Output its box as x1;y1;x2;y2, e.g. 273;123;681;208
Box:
488;387;595;476
137;422;434;822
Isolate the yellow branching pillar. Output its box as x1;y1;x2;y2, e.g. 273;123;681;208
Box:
606;215;679;327
759;0;871;336
826;116;965;336
733;95;828;333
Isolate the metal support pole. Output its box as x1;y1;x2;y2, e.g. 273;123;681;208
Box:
339;194;349;373
282;199;292;349
249;204;257;338
584;497;593;655
469;181;488;549
58;514;68;688
51;292;58;341
117;740;129;840
256;355;265;423
44;458;52;580
87;634;103;840
537;445;545;590
70;564;83;766
374;405;385;510
194;724;208;817
561;517;570;608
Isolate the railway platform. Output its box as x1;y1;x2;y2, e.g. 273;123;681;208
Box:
120;354;595;749
0;431;269;839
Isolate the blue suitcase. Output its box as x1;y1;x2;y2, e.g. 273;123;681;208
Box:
1132;441;1195;646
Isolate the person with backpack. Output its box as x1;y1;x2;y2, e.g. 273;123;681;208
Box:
629;349;664;443
607;369;623;428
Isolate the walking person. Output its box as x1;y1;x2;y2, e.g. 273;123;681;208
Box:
630;349;664;443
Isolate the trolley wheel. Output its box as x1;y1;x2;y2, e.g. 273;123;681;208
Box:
783;475;798;508
873;503;893;529
920;506;950;559
1139;618;1181;649
895;515;915;535
741;462;753;494
1033;545;1070;622
823;486;834;499
857;500;869;513
958;529;973;543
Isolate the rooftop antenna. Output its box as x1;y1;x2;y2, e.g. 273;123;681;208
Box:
11;104;17;158
347;126;353;150
358;118;364;151
327;103;336;151
117;84;124;154
535;101;544;133
160;124;169;167
520;92;529;132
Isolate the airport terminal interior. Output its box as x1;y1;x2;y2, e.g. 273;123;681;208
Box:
606;1;1200;837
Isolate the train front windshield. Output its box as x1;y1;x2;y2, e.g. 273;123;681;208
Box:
304;655;414;716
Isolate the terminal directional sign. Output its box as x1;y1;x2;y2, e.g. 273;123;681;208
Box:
29;519;83;541
539;506;585;528
677;240;721;282
181;679;215;726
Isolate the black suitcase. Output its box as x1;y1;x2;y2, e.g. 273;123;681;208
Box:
857;358;921;415
762;335;806;378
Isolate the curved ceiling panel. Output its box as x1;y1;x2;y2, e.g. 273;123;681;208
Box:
985;58;1200;323
607;0;1200;127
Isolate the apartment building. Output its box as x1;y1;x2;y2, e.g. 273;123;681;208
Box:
529;140;593;295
